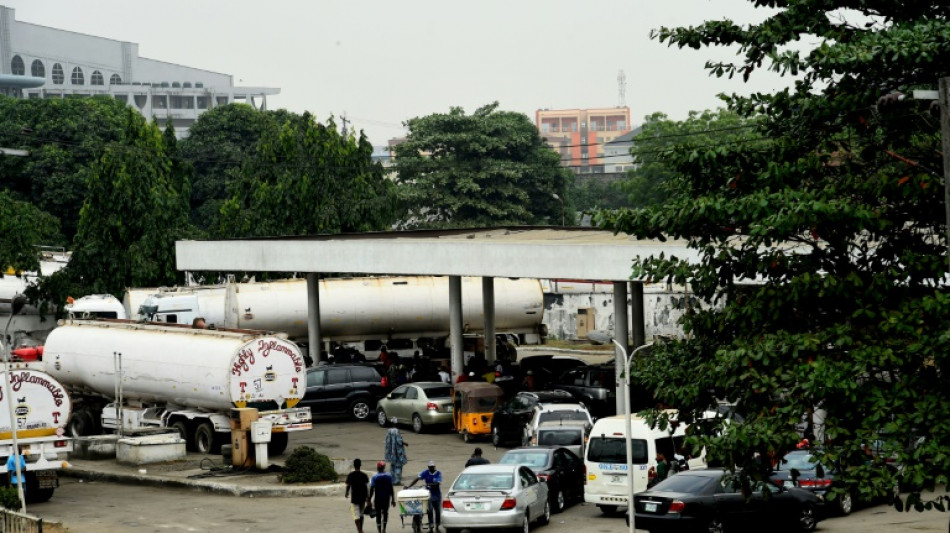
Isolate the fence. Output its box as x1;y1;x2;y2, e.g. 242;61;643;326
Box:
0;508;42;533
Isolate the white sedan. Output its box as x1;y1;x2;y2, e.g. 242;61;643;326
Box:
442;464;550;533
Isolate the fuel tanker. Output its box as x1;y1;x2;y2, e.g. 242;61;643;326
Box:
0;367;73;502
43;319;311;455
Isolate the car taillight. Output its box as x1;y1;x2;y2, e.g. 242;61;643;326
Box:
381;376;389;388
774;479;784;487
54;440;68;448
427;402;439;411
799;478;832;488
442;498;455;510
668;500;685;513
500;498;517;510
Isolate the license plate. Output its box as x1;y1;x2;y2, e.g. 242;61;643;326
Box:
465;502;487;511
644;502;657;512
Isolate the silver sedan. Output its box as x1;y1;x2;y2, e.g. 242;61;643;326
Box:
376;382;454;433
442;464;550;533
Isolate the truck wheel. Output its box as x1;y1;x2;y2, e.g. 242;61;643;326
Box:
67;410;94;437
27;488;54;504
350;399;371;421
194;421;220;454
170;419;195;451
268;432;289;456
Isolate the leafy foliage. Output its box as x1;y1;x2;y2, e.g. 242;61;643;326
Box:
0;191;63;273
0;486;21;510
281;446;338;483
217;113;396;237
393;102;573;228
597;1;950;508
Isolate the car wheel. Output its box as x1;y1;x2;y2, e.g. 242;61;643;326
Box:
706;517;725;533
539;499;550;525
597;504;617;515
551;488;565;513
350;399;371;421
462;430;473;443
838;491;854;515
520;512;530;533
412;414;425;434
377;409;389;427
797;504;818;531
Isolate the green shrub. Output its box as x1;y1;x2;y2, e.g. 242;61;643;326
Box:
0;485;22;510
281;446;337;483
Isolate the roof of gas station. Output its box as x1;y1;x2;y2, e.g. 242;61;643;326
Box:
176;226;697;281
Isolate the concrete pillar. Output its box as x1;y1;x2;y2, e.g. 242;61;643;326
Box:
613;281;629;415
630;281;646;348
482;277;496;364
449;276;464;382
306;273;323;366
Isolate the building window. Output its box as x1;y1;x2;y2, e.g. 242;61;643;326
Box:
52;63;64;84
170;95;194;109
114;94;128;103
182;82;192;88
91;71;104;86
197;96;209;109
216;96;229;106
172;82;181;88
195;82;204;88
11;55;24;75
110;74;122;85
71;66;84;85
133;94;147;108
152;95;167;109
30;59;44;78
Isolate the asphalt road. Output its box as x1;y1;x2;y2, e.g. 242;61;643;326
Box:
28;417;949;533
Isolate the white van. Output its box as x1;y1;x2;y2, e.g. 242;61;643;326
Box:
583;413;706;513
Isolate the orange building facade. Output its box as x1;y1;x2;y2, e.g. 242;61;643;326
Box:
535;107;631;173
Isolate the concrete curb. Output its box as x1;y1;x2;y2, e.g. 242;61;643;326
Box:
60;466;345;498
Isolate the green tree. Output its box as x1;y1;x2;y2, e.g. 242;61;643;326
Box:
178;104;276;231
0;191;62;273
0;96;128;241
623;109;757;208
597;1;950;509
60;108;192;297
393;103;573;228
217;113;396;237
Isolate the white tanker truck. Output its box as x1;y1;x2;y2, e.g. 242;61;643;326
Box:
65;276;546;359
43;320;311;455
0;367;73;502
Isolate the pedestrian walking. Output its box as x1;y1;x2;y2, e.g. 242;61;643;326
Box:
464;447;490;467
404;460;442;532
345;458;370;533
437;365;450;384
384;427;409;484
369;461;396;533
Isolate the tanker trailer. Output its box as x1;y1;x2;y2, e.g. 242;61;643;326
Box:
0;367;73;502
44;319;311;455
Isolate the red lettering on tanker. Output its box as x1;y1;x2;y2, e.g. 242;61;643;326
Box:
231;348;256;376
257;340;304;372
7;371;65;407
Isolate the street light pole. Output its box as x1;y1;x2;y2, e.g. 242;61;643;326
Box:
552;193;565;226
611;339;654;533
3;294;28;511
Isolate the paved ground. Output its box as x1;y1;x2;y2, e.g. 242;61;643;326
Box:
25;417;950;532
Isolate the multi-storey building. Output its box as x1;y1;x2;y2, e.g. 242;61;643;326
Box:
0;5;277;137
535;106;631;173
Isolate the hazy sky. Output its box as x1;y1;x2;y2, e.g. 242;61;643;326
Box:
6;0;795;145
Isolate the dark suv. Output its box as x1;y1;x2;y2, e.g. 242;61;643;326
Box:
554;363;654;418
300;364;387;421
491;390;578;447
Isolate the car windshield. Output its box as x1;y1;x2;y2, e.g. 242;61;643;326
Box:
453;473;514;491
423;386;453;399
499;452;550;468
778;453;820;471
538;429;583;446
538;411;588;424
650;473;719;494
587;437;648;464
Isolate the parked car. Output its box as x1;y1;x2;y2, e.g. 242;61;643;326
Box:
523;402;593;447
631;468;824;532
499;447;585;513
299;363;387;421
491;390;578;447
375;382;454;433
554;363;654;418
533;420;590;458
516;354;587;390
441;464;550;532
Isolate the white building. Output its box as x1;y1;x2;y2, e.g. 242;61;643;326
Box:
0;5;277;136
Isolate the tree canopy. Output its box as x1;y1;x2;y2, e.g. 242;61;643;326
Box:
597;1;950;509
393;102;573;228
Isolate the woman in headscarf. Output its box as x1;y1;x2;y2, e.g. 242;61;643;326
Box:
384;426;409;484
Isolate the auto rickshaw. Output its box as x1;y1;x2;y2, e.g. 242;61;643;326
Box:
452;381;504;443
